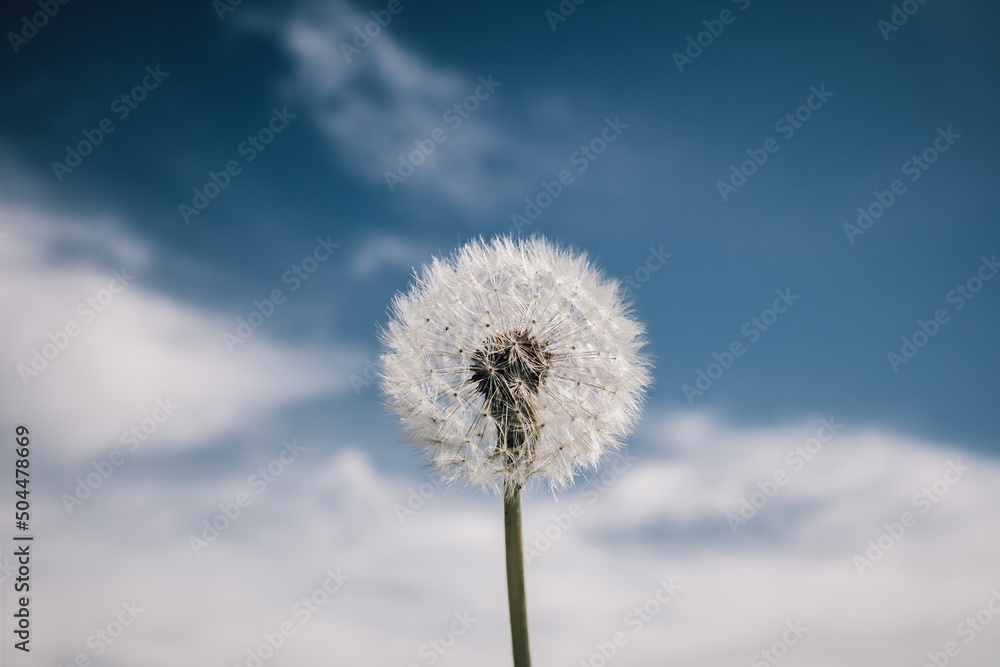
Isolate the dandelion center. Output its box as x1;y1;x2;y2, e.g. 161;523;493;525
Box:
469;329;552;465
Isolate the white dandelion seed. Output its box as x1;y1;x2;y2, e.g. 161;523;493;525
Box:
379;234;652;493
379;235;652;667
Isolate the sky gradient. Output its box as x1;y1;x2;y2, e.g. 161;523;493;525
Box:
1;0;998;665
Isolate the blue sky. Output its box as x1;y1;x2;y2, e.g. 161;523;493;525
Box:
1;0;999;665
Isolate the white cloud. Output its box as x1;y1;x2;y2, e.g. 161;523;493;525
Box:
260;0;557;213
349;233;433;278
14;409;1000;666
0;200;359;461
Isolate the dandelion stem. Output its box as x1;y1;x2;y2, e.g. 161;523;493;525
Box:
504;479;532;667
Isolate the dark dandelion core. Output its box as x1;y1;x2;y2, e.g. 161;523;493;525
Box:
469;329;552;467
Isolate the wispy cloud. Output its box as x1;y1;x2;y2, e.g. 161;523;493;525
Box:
253;0;561;214
349;233;434;278
0;200;358;460
17;407;1000;665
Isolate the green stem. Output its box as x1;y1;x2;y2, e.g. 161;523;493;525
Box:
504;480;532;667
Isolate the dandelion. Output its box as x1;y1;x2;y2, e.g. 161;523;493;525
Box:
379;235;651;666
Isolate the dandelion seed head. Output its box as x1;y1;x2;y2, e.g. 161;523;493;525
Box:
379;235;652;495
